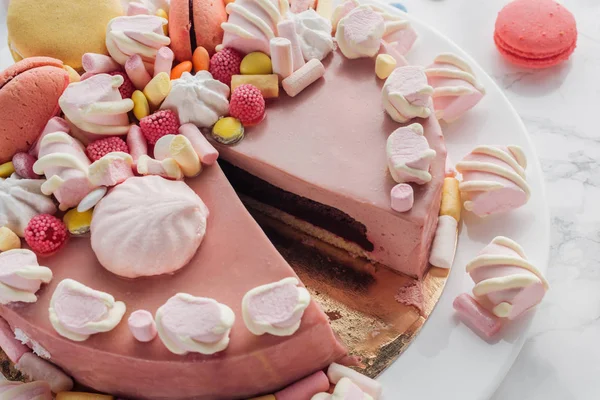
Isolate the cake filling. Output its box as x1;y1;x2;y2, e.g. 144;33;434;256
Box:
220;160;375;252
189;0;197;52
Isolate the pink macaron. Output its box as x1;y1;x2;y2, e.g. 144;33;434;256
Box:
494;0;577;69
0;57;70;163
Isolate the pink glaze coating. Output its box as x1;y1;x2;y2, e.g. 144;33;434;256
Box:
0;317;30;363
215;51;446;278
0;165;346;399
453;293;502;338
274;370;329;400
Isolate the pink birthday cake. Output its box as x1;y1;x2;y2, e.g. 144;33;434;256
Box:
0;0;548;398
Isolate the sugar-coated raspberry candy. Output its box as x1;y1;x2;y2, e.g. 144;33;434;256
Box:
139;110;180;145
24;214;69;257
86;137;130;162
209;48;243;86
109;71;136;99
229;84;266;126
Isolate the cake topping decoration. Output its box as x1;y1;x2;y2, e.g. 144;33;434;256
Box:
179;124;219;165
49;279;127;342
82;53;121;75
292;9;336;62
326;362;382;399
382;66;433;123
232;74;280;98
386;123;436;185
220;0;289;55
140;109;181;145
313;377;374;400
193;46;211;73
129;309;158;342
31;117;71;158
33;132;96;211
155;46;175;77
0;227;21;252
142;72;172;110
160;71;230;128
88;152;135;187
282;58;325;97
108;71;136;99
290;0;315;13
390;183;413;213
137;155;184;180
375;53;397;80
456;145;530;217
155;293;235;355
240;52;273;75
12;152;41;180
429;177;462;269
212;117;246;145
277;19;306;72
153;135;202;177
466;236;548;320
425;53;486;122
270;37;294;80
0;162;15;179
58;74;134;141
380;11;417;57
90;176;209;278
209;47;244;86
0;380;52;400
86;137;130;162
242;277;311;336
105;15;171;70
0;177;57;237
229;84;267;125
126;54;153;90
132;89;151;120
24;214;69;257
336;6;385;59
0;249;52;304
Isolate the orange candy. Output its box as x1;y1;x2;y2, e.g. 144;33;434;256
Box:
192;47;210;73
171;61;193;80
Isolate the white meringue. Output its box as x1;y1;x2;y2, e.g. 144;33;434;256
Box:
0;249;53;305
90;176;209;278
292;9;336;61
0;178;57;237
160;71;230;128
49;279;126;342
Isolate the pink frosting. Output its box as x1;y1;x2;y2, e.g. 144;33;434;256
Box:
0;317;30;363
215;51;446;278
90;176;209;278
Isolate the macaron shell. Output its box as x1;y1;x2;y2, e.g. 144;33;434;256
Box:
192;0;228;55
169;0;194;62
0;65;70;163
495;0;577;67
0;56;64;89
7;0;123;70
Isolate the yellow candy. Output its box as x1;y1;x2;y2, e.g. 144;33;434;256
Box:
63;208;94;236
63;65;81;83
375;54;397;79
440;177;461;222
0;227;21;252
132;90;150;120
143;72;171;111
231;74;279;99
56;392;114;400
0;162;15;178
212;117;245;145
156;9;169;35
240;52;273;75
316;0;334;19
248;396;276;400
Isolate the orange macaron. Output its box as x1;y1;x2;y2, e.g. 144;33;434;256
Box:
169;0;228;61
494;0;577;69
0;57;70;163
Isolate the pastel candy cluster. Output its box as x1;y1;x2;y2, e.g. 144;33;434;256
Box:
456;145;530;217
382;66;433;123
0;249;52;305
336;6;385;59
90;176;209;278
49;279;126;342
467;236;548;320
386;123;436;185
156;293;235;355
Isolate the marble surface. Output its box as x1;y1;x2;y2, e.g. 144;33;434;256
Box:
398;0;600;399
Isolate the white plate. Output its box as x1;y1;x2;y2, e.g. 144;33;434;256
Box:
0;2;549;399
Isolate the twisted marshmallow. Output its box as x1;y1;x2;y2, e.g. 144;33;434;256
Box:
386;123;436;185
467;236;548;320
335;6;385;59
456;145;530;217
0;249;52;305
382;66;433;123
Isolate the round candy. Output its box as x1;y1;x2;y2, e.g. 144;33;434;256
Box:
240;52;273;75
0;162;15;178
63;208;94;236
212;117;245;145
132;90;150;121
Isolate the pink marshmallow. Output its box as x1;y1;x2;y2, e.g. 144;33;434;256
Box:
445;154;457;177
390;183;414;212
382;25;417;56
79;71;96;81
137;155;183;180
282;58;325;98
453;293;502;338
331;0;357;31
128;1;150;15
0;380;52;399
127;125;149;165
88;153;134;187
275;371;329;400
290;0;315;13
82;53;121;74
379;41;408;67
16;352;74;393
179;124;219;165
277;20;306;72
327;362;382;399
30;117;70;157
129;310;157;342
0;318;31;363
126;54;153;90
154;47;175;77
270;37;293;81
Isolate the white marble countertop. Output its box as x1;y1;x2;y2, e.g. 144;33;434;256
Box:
399;0;600;398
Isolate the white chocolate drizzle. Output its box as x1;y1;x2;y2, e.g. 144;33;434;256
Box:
425;53;486;98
